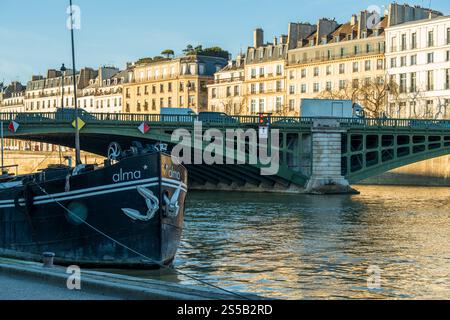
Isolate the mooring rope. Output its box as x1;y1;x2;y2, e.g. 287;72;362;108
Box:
32;181;250;300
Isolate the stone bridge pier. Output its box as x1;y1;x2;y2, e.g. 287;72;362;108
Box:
305;119;358;194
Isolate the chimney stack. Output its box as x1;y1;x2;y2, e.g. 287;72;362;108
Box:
273;36;278;45
254;28;264;48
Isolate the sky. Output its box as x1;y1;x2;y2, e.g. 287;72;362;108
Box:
1;0;450;84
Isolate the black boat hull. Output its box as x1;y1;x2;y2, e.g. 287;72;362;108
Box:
0;152;187;269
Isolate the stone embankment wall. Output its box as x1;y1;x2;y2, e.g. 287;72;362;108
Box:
360;155;450;186
2;151;105;175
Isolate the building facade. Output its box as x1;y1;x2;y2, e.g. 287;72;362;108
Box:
123;55;227;114
207;55;246;113
80;67;127;113
286;14;387;116
24;68;96;113
0;81;26;113
243;28;293;115
386;15;450;119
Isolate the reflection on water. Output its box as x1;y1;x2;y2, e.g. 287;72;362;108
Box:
125;186;450;299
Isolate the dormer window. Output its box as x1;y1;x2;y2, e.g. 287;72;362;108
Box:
347;34;353;41
259;49;264;59
361;31;367;38
309;39;315;46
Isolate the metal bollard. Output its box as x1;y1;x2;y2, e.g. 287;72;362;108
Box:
42;252;55;268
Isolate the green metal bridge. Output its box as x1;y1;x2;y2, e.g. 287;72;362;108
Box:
1;112;449;192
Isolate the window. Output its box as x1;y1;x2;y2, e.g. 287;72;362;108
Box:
251;69;256;79
447;28;450;44
427;53;434;64
234;85;239;96
276;80;283;92
391;58;397;68
399;73;407;93
400;56;406;67
313;83;319;93
326;81;332;91
365;60;371;71
391;36;397;52
354;45;360;55
168;97;172;108
152;85;156;94
377;59;384;70
212;88;217;98
168;82;172;92
339;80;346;90
289;99;295;111
276;65;282;76
259;99;265;112
411;72;417;92
289;85;295;95
301;69;307;78
301;84;307;93
427;70;434;91
352;62;359;73
352;79;359;89
160;98;164;108
314;67;319;77
250;99;256;114
188;95;195;106
339;63;345;74
259;83;264;93
326;65;331;75
446;51;450;62
428;30;434;47
251;84;256;94
289;70;295;80
226;86;231;97
259;67;265;77
411;33;417;49
160;84;164;93
446;69;450;90
276;97;282;112
410;55;417;66
401;34;407;51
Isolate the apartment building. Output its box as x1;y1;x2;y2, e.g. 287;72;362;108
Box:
25;67;96;112
286;14;387;116
80;67;127;113
208;55;246;113
0;81;26;113
123;55;227;114
244;28;290;115
386;15;450;119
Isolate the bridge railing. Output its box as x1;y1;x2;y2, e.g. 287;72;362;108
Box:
0;112;449;129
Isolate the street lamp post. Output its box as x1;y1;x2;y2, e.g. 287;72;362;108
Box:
60;63;66;110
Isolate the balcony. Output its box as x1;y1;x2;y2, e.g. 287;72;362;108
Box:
288;48;385;66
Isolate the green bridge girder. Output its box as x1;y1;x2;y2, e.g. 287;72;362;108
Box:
1;112;449;190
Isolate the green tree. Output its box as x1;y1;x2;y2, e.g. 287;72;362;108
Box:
136;57;153;65
161;49;175;58
183;44;194;55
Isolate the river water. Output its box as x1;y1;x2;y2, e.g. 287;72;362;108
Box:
134;186;450;299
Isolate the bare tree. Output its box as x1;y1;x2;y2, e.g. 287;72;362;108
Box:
406;88;425;118
435;97;449;119
356;78;396;118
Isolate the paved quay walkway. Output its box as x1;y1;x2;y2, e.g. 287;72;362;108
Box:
0;274;118;300
0;257;257;300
